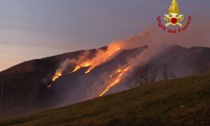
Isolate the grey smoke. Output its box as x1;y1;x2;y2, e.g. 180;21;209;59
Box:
52;17;210;106
88;17;210;97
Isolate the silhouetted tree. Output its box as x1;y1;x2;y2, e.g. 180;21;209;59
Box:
133;63;159;85
161;63;176;80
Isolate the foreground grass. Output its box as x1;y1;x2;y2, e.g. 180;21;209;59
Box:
0;74;210;126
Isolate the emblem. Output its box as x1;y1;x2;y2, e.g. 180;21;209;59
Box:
164;0;184;27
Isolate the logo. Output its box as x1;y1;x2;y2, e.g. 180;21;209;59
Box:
157;0;192;34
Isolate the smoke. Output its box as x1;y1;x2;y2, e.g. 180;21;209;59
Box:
119;17;210;69
49;16;210;105
81;45;121;73
63;51;90;71
155;17;210;48
87;17;210;97
87;28;170;98
53;16;210;79
51;51;91;82
52;26;155;78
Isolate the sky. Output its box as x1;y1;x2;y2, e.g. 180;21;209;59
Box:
0;0;210;71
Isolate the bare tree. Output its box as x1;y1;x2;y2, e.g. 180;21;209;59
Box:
161;63;176;80
133;63;159;86
131;62;176;87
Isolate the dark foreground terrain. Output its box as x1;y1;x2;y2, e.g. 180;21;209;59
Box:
0;73;210;126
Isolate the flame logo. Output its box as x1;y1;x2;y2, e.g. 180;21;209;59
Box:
164;0;184;27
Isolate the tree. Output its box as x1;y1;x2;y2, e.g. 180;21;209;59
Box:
132;63;159;86
161;63;176;80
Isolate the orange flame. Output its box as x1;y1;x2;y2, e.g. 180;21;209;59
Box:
51;45;121;87
72;62;91;73
71;47;121;74
85;47;120;73
52;72;62;81
99;66;130;97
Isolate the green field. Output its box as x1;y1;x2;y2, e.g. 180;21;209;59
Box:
0;73;210;126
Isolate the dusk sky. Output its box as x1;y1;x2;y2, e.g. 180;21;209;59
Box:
0;0;210;71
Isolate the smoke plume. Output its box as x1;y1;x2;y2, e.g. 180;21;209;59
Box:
87;17;210;97
52;17;210;102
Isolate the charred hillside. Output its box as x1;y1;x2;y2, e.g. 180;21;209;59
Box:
0;45;210;116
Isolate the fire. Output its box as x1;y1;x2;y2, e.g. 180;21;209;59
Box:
52;72;62;81
51;45;121;89
99;66;130;97
85;70;90;74
72;62;91;73
47;85;52;88
84;47;121;74
117;69;122;73
84;63;91;67
72;66;80;72
71;46;121;74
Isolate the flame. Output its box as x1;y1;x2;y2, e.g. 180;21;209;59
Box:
72;62;91;73
169;0;180;14
99;66;130;97
71;46;121;74
117;69;122;73
72;66;80;72
85;47;120;73
52;72;62;81
47;85;52;88
51;45;121;87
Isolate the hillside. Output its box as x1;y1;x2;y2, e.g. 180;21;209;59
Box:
0;48;101;115
1;45;210;116
0;73;209;126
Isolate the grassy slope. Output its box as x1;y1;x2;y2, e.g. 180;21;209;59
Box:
0;74;210;126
